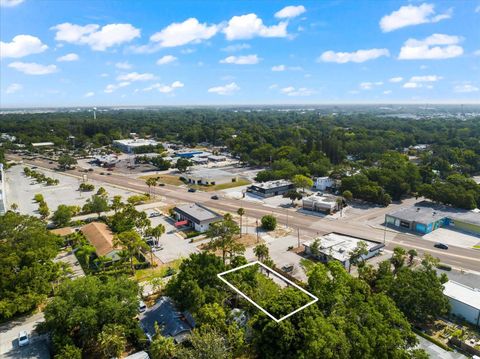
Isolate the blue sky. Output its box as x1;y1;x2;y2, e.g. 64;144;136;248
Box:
1;0;479;107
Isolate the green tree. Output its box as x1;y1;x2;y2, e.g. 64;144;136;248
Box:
348;241;368;273
407;249;418;266
309;238;321;258
283;190;303;206
38;201;50;219
292;174;313;193
57;154;77;170
150;328;177;359
177;327;231;359
261;215;277;231
391;247;407;273
83;194;109;217
111;195;123;213
9;202;18;211
97;323;127;359
206;214;243;265
114;230;149;273
34;193;44;203
149;224;165;247
253;243;269;262
237;207;245;237
52;204;76;227
176;158;192;172
342;190;353;201
146;177;158;196
54;344;82;359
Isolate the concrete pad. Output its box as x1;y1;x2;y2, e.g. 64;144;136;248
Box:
423;228;480;249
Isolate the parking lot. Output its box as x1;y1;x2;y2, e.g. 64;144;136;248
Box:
423;228;480;249
5;164;137;216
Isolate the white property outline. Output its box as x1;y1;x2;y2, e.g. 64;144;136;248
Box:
217;261;318;323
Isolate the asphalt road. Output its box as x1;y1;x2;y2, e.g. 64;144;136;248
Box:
8;155;480;272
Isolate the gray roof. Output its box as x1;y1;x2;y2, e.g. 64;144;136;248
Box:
174;203;222;223
139;296;194;343
387;201;480;226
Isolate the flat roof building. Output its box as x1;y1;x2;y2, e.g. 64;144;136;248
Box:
173;203;222;232
113;139;159;153
443;281;480;327
302;193;341;214
314;177;336;191
247;180;294;198
386;201;480;235
303;232;384;270
183;168;237;186
175;150;204;158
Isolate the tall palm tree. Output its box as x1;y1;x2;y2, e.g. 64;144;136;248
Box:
237;207;245;237
114;230;149;273
253;243;269;262
146;177;158;197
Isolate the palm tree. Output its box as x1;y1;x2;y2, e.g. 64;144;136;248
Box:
9;203;18;212
407;249;418;266
237;207;245;237
146;177;158;197
150;224;165;247
253;243;269;262
114;230;149;273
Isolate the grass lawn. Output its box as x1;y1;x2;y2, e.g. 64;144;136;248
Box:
133;258;183;282
191;178;251;192
140;174;185;186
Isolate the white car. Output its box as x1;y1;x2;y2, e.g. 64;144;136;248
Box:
138;300;147;313
18;331;29;347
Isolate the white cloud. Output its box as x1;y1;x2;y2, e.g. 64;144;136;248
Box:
100;73;109;77
150;18;218;47
57;53;79;62
116;72;156;82
359;81;383;90
221;43;251;52
403;82;420;88
0;0;24;7
454;84;479;93
115;61;132;70
280;86;313;96
220;54;260;65
156;55;177;65
5;83;22;94
272;65;286;71
51;22;140;51
223;13;288;40
0;35;48;58
318;48;390;63
84;91;95;97
104;81;131;93
398;33;463;60
475;5;480;13
8;62;57;75
389;77;404;83
208;82;240;95
474;50;480;56
409;75;442;82
275;5;306;19
143;81;184;93
180;48;195;54
380;3;451;32
383;90;392;95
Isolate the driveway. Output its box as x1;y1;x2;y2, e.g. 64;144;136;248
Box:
0;313;48;358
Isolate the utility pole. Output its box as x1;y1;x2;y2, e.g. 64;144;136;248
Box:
383;214;387;244
297;227;300;248
256;219;259;243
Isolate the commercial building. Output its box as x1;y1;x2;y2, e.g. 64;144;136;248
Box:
175;150;204;158
0;164;6;215
173;203;222;232
303;232;384;270
302;193;341;214
93;154;119;167
443;281;480;327
208;155;227;162
314;176;336;191
81;222;121;261
140;296;195;343
385;201;480;235
113;139;159;153
247;180;294;198
183;168;237;186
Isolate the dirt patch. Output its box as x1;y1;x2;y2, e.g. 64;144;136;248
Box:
140;174;184;186
197;233;264;253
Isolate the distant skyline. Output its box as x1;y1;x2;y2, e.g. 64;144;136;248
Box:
1;0;479;107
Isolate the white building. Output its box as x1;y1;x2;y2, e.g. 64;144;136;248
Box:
314;176;335;191
0;164;6;215
113;139;159;153
303;232;384;270
302;193;341;214
443;281;480;327
173;203;222;232
184;168;237;186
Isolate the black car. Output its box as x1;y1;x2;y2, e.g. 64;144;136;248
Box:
188;188;197;193
434;243;449;250
211;195;219;200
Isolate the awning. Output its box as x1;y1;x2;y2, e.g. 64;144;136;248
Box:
175;220;188;227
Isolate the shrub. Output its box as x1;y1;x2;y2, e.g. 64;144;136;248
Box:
34;193;44;203
261;215;277;231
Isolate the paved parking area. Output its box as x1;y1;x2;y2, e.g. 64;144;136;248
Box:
0;313;47;358
5;164;137;216
423;228;480;249
54;251;85;279
145;209;200;263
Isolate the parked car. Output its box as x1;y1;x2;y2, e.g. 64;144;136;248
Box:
188;188;196;193
281;264;294;273
138;300;147;313
158;183;165;186
18;331;29;347
211;195;219;200
434;243;449;250
149;212;161;218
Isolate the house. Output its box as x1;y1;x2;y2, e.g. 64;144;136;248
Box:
247;180;294;198
140;296;195;343
314;176;335;191
302;193;341;214
113;139;159;153
443;281;480;327
386;201;480;235
80;222;121;261
173;203;222;232
303;232;384;269
183;168;237;186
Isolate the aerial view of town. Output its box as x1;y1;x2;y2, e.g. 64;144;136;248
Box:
0;1;479;358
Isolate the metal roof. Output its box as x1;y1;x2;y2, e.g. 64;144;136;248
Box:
174;203;222;223
443;280;480;310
